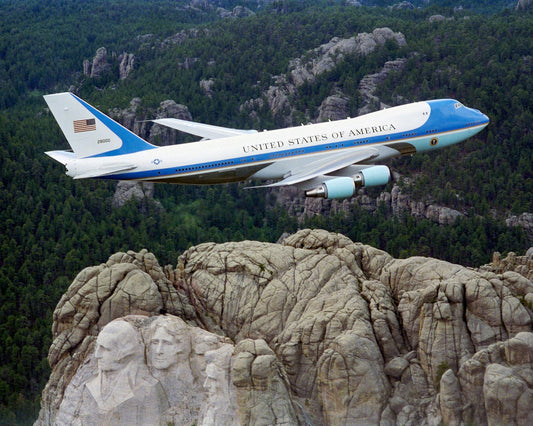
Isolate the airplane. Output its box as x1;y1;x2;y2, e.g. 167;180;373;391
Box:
43;92;489;199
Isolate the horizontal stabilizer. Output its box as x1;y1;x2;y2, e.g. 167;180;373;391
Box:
73;163;137;179
152;118;257;140
45;150;76;165
252;148;379;188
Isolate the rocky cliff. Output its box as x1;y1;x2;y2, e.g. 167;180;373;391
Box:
36;230;533;425
240;28;407;125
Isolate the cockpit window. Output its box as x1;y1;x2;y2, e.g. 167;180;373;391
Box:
454;102;463;109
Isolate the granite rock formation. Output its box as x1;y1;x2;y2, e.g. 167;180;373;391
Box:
36;230;533;425
516;0;533;10
118;52;135;79
506;212;533;243
108;98;192;145
112;181;157;209
357;58;407;115
217;6;255;19
316;92;350;122
83;47;135;80
273;182;464;226
240;28;407;125
85;47;111;79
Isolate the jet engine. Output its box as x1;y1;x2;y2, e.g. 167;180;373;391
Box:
305;165;390;199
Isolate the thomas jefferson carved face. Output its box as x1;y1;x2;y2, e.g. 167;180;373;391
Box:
150;326;191;370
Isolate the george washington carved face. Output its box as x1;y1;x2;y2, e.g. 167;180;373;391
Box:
95;320;142;372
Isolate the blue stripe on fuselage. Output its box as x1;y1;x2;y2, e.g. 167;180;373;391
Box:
106;99;487;181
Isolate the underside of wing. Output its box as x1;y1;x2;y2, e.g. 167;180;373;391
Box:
254;148;379;188
152;118;257;140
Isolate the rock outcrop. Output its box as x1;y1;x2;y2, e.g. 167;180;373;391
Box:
36;230;533;425
357;58;407;115
112;181;158;209
240;28;407;125
481;249;533;282
83;47;112;79
273;182;464;226
516;0;532;10
506;212;533;242
316;92;350;122
108;98;192;145
217;6;255;19
118;52;135;80
83;47;135;80
107;98;192;208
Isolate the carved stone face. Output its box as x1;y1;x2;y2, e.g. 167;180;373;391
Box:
94;320;142;373
95;331;123;372
150;326;190;370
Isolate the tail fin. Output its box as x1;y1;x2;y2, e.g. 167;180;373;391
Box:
44;92;156;158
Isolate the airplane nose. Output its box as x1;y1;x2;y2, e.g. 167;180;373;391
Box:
480;112;490;127
468;107;489;127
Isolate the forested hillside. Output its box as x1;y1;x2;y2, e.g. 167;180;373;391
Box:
0;0;531;423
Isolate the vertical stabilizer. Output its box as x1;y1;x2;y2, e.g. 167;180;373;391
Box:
44;92;156;158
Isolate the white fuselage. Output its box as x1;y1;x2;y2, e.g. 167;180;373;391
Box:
94;100;487;188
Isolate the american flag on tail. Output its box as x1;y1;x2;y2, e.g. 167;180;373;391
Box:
73;118;96;133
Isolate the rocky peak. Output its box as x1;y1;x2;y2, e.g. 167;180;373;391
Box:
316;91;350;122
36;231;533;425
83;47;135;80
84;47;111;78
118;52;135;79
217;6;255;18
240;27;407;125
357;58;407;115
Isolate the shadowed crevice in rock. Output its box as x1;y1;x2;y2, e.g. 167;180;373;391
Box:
36;230;533;425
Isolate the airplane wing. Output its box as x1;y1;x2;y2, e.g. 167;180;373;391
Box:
253;148;379;188
152;118;257;140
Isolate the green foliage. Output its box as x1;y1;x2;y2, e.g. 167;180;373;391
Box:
0;1;531;424
434;360;451;389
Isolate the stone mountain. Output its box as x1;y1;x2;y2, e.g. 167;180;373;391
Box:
35;229;533;425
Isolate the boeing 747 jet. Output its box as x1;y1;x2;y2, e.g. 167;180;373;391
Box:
44;92;489;199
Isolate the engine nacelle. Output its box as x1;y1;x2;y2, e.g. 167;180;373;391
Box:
353;165;391;187
305;165;391;199
305;177;355;199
